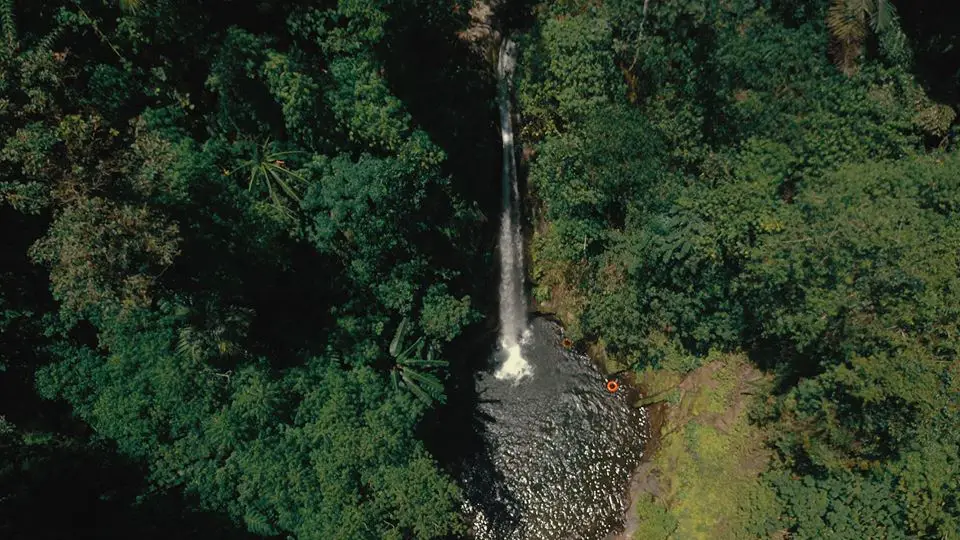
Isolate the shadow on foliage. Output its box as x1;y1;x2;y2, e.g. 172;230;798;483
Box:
0;439;262;540
161;180;346;370
897;1;960;110
0;208;258;540
379;3;503;314
0;207;85;434
417;322;522;539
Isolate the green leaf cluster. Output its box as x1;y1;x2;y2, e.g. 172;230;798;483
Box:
519;0;960;536
0;0;482;537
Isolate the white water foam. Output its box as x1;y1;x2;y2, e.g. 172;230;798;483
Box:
494;37;531;381
494;343;532;380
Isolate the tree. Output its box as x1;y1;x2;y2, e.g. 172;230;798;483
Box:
827;0;899;74
226;139;310;214
1;1;480;537
517;1;960;536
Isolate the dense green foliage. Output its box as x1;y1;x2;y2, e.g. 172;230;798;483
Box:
519;0;960;537
0;0;491;537
2;0;959;537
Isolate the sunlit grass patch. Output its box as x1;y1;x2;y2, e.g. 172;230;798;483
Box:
633;355;783;539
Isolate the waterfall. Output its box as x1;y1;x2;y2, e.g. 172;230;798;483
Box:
494;38;532;381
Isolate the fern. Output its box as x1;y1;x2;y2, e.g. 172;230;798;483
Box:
176;326;207;362
243;511;278;536
0;0;16;54
34;26;64;53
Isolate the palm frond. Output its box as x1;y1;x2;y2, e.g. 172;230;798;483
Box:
871;0;897;33
389;317;408;357
119;0;143;13
231;139;310;212
266;150;305;159
827;0;867;44
265;163;305;201
827;0;870;75
401;357;448;368
401;368;444;394
401;373;436;405
400;368;447;404
397;337;424;362
387;317;448;404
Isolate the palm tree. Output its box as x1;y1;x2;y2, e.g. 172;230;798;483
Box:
388;318;448;405
226;139;310;212
827;0;898;75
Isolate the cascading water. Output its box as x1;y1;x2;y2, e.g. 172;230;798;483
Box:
453;37;648;539
495;37;532;381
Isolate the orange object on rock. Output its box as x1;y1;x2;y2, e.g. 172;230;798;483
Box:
606;380;619;393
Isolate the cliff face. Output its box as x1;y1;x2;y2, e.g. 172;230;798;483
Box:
458;0;501;64
458;1;495;44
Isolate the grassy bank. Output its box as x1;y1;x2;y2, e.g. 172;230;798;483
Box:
530;249;781;538
629;354;782;539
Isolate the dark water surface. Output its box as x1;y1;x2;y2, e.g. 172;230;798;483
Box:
460;318;647;539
